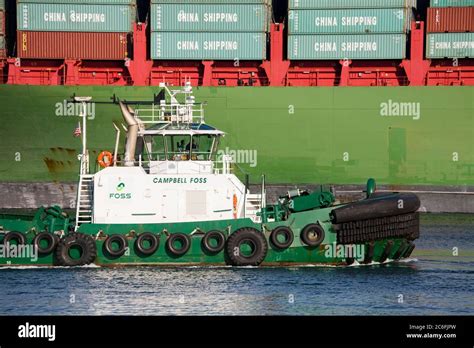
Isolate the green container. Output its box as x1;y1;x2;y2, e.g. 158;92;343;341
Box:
17;3;136;32
0;0;4;11
0;36;5;50
151;32;267;60
151;4;269;32
430;0;474;6
427;33;474;58
289;0;417;9
288;34;407;60
17;0;136;3
289;8;412;34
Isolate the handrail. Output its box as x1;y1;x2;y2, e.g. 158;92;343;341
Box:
135;103;205;125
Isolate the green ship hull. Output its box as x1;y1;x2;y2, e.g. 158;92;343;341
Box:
0;201;418;267
0;85;472;186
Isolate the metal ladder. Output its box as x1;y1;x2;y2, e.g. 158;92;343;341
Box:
75;174;94;230
245;193;263;223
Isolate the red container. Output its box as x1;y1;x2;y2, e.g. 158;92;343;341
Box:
427;7;474;33
17;31;130;60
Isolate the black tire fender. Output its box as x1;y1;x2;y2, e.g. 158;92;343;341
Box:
202;230;226;254
3;231;26;245
270;226;294;250
104;234;128;258
166;233;191;257
33;232;59;255
55;233;97;266
300;224;325;247
135;232;159;256
226;228;268;266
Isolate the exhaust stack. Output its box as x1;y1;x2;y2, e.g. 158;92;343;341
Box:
119;101;138;167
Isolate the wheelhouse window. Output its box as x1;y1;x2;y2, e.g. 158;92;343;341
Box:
142;134;219;161
165;135;192;161
192;135;215;160
143;135;166;161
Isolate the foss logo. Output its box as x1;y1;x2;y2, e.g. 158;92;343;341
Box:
109;182;132;199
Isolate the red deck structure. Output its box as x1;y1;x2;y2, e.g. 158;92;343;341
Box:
2;22;473;87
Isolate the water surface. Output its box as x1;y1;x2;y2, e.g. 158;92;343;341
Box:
0;214;472;315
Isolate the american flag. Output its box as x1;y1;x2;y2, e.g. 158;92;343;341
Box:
73;122;82;137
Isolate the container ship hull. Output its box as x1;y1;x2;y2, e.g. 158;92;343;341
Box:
0;85;472;187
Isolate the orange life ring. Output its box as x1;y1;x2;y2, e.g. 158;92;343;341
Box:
98;151;114;168
233;194;238;219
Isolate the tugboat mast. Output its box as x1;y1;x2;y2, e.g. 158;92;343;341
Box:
74;96;92;175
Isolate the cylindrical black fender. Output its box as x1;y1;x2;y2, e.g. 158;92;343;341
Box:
33;232;59;255
379;240;394;263
3;231;26;245
166;233;191;257
135;232;159;256
55;233;97;266
104;234;128;257
202;230;226;254
225;228;268;266
363;242;375;264
300;224;325;247
270;226;294;250
331;193;420;224
403;243;416;259
392;241;408;260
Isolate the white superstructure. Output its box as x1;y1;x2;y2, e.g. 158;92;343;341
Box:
74;83;263;230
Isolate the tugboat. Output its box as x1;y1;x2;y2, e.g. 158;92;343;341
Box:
0;83;420;267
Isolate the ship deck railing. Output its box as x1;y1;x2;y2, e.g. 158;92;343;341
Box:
97;157;235;176
134;104;205;125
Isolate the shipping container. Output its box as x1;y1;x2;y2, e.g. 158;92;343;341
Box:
151;4;269;32
17;31;130;60
430;0;474;7
17;3;136;32
289;0;417;9
289;8;412;34
288;34;407;60
151;0;270;4
17;0;136;3
0;34;6;59
0;11;4;35
426;32;474;58
151;32;266;60
427;8;474;33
